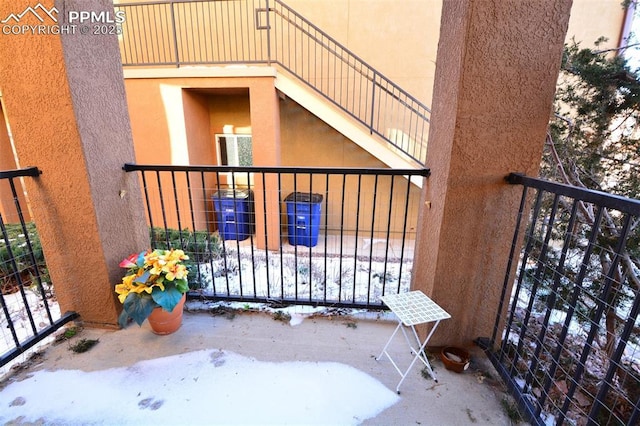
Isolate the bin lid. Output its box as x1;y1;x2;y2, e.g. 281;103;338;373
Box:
284;192;323;204
213;189;250;199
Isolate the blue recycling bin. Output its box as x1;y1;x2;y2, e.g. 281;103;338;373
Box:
212;189;254;241
285;192;323;247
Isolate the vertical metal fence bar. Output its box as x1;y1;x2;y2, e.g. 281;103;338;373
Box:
501;189;545;367
8;178;53;324
558;210;631;424
261;171;271;299
535;199;580;416
278;171;284;298
307;174;313;303
291;171;298;300
381;175;395;297
588;234;640;422
351;174;362;303
154;171;171;247
212;171;223;295
195;3;204;63
322;173;329;303
547;206;605;425
247;170;257;298
170;171;184;247
521;193;562;394
338;174;347;302
490;182;529;347
185;170;204;290
396;173;412;293
138;171;155;246
199;171;213;293
131;6;142;63
366;174;379;305
169;2;180;66
509;190;552;374
0;212;25;347
230;172;245;298
227;0;235;61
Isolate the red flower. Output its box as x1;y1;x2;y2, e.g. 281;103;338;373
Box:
119;253;138;268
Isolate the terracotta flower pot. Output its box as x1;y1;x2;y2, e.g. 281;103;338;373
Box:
440;346;470;373
147;293;186;335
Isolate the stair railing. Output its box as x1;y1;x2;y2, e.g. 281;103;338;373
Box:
116;0;431;166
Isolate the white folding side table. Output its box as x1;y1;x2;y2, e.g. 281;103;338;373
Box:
376;290;451;394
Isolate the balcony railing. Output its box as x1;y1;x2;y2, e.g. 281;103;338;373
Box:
479;173;640;426
115;0;431;166
124;163;429;309
0;167;78;369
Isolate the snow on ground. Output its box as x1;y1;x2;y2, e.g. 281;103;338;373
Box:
0;349;399;425
192;247;412;305
0;290;60;378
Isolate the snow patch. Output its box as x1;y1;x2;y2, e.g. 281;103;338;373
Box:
0;349;399;425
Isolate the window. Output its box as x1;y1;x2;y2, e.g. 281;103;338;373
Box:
216;134;252;166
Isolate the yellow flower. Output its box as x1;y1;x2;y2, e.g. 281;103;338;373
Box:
115;274;137;303
164;263;187;281
114;283;131;304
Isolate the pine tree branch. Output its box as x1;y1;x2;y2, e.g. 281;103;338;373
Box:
592;42;640;56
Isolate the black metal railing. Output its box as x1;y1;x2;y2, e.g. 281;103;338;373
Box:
0;167;78;369
124;163;429;309
478;173;640;426
115;0;431;166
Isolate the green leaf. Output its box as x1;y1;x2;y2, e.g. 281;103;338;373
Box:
134;270;151;284
151;284;184;312
174;278;189;294
120;292;156;326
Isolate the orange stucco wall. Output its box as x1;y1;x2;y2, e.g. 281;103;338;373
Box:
279;97;420;236
413;0;573;346
124;74;419;241
0;0;148;327
124;74;284;248
0;103;29;223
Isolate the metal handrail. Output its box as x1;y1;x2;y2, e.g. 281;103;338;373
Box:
124;162;427;309
115;0;431;166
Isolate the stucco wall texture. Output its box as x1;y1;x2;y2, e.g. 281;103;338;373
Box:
413;0;573;346
0;0;148;327
0;104;29;223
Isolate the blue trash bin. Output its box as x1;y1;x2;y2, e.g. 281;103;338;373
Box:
285;192;323;247
212;189;254;241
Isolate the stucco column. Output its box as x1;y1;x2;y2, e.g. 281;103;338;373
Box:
0;103;30;223
249;79;282;250
0;0;148;327
413;0;573;346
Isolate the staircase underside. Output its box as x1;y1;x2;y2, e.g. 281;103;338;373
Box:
273;72;424;172
123;66;425;182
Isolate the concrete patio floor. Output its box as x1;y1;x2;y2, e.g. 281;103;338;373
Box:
2;306;520;425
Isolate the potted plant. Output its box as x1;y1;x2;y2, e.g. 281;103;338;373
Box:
115;249;190;334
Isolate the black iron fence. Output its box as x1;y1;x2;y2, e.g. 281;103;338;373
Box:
479;173;640;426
124;163;429;309
115;0;430;166
0;167;77;369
